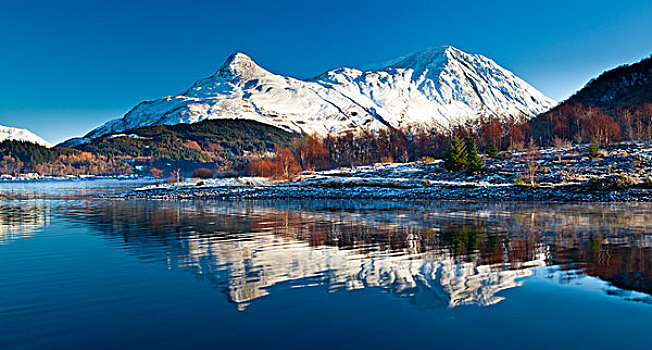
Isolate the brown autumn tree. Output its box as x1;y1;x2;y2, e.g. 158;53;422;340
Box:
506;122;525;150
247;158;276;177
388;128;409;163
191;168;213;179
273;147;301;179
167;168;182;185
523;141;541;186
553;119;570;141
583;113;621;145
408;132;434;160
480;120;503;149
150;167;163;183
324;132;355;167
294;134;330;171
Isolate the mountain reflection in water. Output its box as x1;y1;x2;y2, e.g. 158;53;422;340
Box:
0;203;49;245
3;200;652;310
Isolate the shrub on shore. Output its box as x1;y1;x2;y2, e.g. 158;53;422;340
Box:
588;140;601;158
192;168;213;179
587;174;637;189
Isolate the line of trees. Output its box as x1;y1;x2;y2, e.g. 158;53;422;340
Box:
531;103;652;146
244;122;506;178
301;117;530;171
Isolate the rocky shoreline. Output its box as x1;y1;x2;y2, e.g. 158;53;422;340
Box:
107;182;652;202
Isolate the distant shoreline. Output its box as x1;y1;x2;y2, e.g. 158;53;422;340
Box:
0;174;140;182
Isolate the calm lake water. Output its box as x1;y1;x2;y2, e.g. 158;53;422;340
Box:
1;180;651;349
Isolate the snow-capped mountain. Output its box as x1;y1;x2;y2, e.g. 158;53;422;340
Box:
75;46;555;143
0;125;51;147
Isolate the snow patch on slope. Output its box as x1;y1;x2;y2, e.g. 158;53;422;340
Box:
0;125;52;147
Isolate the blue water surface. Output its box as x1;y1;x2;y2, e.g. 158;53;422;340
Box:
0;181;650;349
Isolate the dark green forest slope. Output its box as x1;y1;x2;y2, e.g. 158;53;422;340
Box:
74;119;298;162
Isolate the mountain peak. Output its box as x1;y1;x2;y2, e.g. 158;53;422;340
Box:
226;52;254;64
384;48;449;83
388;46;466;72
217;52;267;79
390;45;484;70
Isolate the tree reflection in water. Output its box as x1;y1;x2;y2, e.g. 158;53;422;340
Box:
2;200;651;309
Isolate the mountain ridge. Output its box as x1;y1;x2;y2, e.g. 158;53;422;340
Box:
64;46;556;146
0;125;51;148
564;54;652;108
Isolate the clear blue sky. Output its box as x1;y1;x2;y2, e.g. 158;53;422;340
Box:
1;0;651;144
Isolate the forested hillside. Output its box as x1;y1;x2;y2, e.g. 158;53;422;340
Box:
0;140;132;175
530;54;652;145
565;54;652;108
74;119;297;160
1;120;299;176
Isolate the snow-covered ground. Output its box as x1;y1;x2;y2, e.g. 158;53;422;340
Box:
135;176;273;191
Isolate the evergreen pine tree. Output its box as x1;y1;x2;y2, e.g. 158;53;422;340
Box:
466;138;485;173
486;141;498;159
444;136;467;171
588;140;600;158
